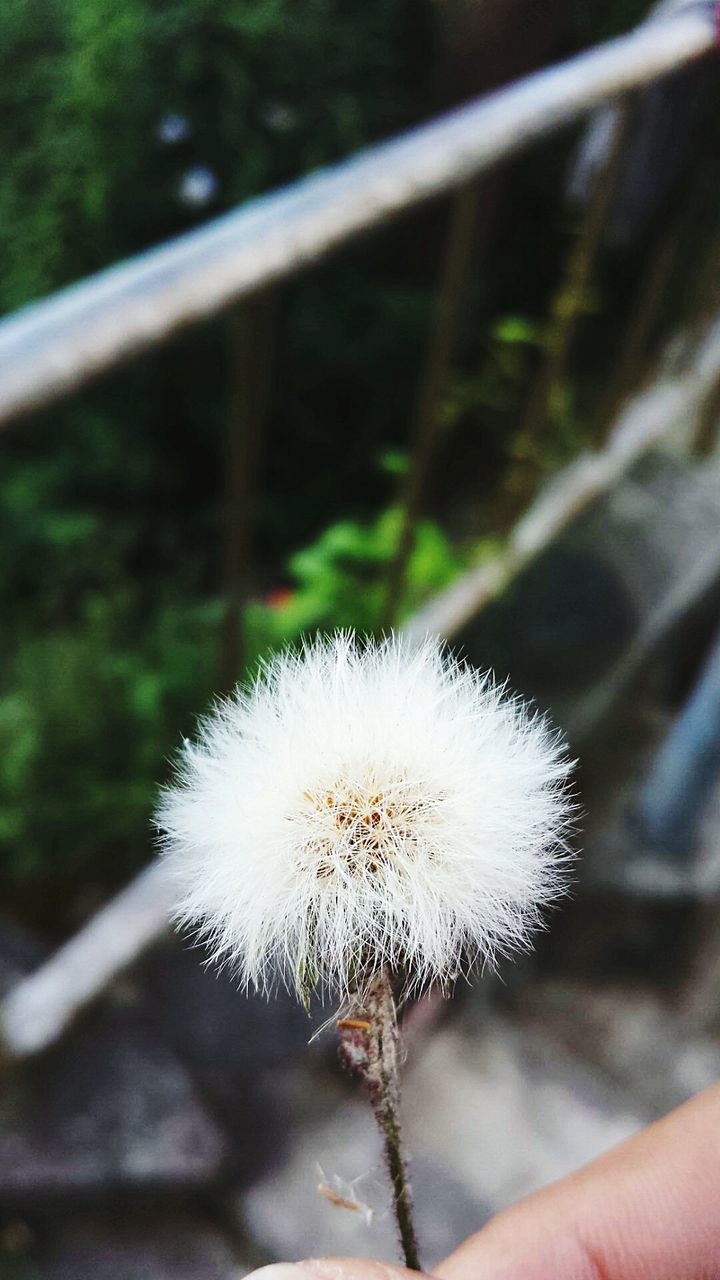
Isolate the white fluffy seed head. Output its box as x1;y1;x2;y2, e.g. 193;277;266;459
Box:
155;631;574;1001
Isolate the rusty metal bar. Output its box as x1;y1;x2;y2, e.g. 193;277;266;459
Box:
381;183;482;629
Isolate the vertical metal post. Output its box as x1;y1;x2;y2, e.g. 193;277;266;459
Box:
517;97;635;447
381;182;482;629
692;371;720;455
219;291;275;689
635;620;720;856
600;219;680;436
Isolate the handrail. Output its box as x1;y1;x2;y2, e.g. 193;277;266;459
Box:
0;7;714;426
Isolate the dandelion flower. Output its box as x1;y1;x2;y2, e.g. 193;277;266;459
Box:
156;631;573;1000
157;630;575;1271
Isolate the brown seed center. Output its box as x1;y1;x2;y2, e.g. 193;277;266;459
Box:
299;779;425;878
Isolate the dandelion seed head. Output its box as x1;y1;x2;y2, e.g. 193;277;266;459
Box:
155;631;574;999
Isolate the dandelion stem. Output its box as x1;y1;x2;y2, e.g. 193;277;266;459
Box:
338;970;421;1272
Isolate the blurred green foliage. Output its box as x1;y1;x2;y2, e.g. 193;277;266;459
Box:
0;0;437;899
269;507;465;637
0;507;464;890
0;595;221;885
0;0;707;905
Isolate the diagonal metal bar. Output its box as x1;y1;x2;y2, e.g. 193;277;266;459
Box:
404;310;720;642
0;863;171;1058
0;8;714;427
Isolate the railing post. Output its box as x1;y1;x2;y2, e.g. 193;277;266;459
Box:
516;96;635;452
382;182;482;629
692;369;720;456
600;217;681;434
219;292;275;688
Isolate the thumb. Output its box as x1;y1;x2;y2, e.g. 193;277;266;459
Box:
436;1082;720;1280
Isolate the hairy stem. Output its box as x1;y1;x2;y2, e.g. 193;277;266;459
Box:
338;970;421;1272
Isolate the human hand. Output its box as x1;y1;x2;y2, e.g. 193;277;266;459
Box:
246;1081;720;1279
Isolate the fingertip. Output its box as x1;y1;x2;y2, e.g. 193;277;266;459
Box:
302;1260;427;1280
244;1260;426;1280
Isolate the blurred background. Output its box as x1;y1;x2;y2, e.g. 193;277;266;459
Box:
2;0;720;1275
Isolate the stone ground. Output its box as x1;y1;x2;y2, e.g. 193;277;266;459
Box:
2;920;719;1280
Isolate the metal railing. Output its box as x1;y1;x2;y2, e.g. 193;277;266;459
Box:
1;4;719;1058
0;5;714;426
